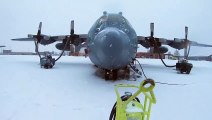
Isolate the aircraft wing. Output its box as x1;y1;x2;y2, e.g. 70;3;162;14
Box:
165;38;212;50
138;23;212;53
50;34;88;52
51;34;87;45
51;34;87;40
137;36;170;48
189;41;212;47
12;34;57;45
12;34;88;46
138;36;212;50
11;38;35;41
12;21;88;48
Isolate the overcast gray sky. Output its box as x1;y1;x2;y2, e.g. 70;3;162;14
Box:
0;0;212;55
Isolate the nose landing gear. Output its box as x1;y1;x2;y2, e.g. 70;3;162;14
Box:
104;67;131;80
105;69;118;80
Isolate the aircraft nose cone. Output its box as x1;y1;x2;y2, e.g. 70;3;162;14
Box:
93;27;131;69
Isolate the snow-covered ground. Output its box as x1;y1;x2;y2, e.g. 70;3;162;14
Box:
0;55;212;120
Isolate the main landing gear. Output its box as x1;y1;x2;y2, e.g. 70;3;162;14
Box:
40;54;55;69
176;59;193;74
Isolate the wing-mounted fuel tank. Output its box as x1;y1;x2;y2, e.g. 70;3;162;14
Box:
87;11;138;70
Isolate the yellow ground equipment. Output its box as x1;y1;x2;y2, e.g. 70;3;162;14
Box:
109;79;156;120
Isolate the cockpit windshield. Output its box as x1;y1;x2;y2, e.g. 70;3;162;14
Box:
95;14;132;34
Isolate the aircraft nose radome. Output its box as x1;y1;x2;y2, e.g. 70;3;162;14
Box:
94;27;131;69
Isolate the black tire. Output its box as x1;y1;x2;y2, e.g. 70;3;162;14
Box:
186;69;191;74
44;65;48;69
180;69;184;74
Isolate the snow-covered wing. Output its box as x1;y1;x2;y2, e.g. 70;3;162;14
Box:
189;41;212;47
11;38;36;41
51;34;88;41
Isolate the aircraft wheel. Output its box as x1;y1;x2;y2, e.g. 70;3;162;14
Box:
186;69;191;74
44;65;48;69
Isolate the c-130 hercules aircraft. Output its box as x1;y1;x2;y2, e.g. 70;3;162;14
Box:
12;11;212;80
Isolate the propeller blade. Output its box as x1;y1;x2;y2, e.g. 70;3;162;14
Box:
38;22;42;31
150;23;154;37
185;26;188;40
71;20;74;35
37;22;42;35
184;26;189;59
34;40;38;52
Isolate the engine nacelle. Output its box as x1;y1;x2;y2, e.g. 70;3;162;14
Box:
168;38;186;50
151;46;168;54
55;43;75;52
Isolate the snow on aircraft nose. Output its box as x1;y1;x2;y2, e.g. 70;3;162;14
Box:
94;27;131;69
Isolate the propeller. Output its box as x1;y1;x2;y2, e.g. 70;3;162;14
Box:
29;22;52;45
71;20;74;35
35;22;43;43
56;20;80;52
146;23;168;53
33;22;43;58
185;26;188;40
184;26;190;59
148;23;156;53
69;20;80;44
150;23;154;37
55;20;80;61
38;22;42;35
172;26;190;59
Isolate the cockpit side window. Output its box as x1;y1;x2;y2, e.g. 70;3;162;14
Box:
93;16;108;34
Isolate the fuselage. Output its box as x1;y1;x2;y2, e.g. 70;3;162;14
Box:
87;12;138;70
